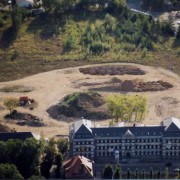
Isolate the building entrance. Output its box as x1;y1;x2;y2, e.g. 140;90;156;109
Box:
126;152;131;159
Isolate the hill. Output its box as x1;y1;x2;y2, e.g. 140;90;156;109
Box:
0;1;180;81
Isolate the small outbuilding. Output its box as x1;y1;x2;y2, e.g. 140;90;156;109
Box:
63;155;94;179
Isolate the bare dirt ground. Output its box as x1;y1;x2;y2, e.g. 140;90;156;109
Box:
0;63;180;138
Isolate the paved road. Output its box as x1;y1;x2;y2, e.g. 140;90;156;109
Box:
127;0;163;19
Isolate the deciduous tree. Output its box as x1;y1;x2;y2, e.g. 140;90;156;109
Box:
103;164;114;179
57;138;69;155
165;167;169;179
55;152;63;178
106;94;147;123
142;169;145;179
3;97;18;114
0;163;23;179
127;168;131;179
40;138;57;178
149;167;153;179
114;164;122;179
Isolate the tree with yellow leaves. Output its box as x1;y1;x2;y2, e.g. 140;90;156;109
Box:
106;94;147;123
3;97;19;114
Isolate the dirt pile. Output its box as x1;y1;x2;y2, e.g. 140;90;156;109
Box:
134;81;173;92
89;79;173;92
47;92;109;120
0;124;12;132
4;111;45;127
79;65;145;76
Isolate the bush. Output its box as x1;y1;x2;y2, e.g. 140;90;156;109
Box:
0;163;23;179
64;36;74;52
0;18;4;28
11;49;19;61
89;41;110;54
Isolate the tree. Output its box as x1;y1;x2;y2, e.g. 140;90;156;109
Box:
41;139;57;178
17;138;43;178
0;163;23;179
176;26;180;39
0;139;43;179
3;97;18;114
6;139;23;166
28;175;45;179
113;0;126;9
42;0;54;11
103;164;114;179
165;167;169;179
42;0;77;13
114;164;122;179
106;94;147;123
157;168;161;179
57;138;69;155
141;0;164;10
142;169;145;179
64;36;75;52
0;141;7;163
11;6;25;31
149;167;153;179
55;152;63;178
135;168;139;179
127;168;131;179
0;139;44;179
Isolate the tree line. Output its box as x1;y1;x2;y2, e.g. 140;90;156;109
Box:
102;164;171;179
141;0;180;10
0;137;68;179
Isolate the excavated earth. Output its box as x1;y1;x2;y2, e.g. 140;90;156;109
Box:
87;79;173;92
47;92;109;120
79;65;146;76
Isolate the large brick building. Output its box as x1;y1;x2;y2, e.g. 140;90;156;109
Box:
69;117;180;163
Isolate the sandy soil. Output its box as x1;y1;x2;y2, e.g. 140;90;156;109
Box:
0;63;180;138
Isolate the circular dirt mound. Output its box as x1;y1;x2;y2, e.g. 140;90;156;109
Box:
79;65;145;76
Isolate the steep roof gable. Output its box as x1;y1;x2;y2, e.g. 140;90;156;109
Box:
162;117;180;131
76;124;92;134
165;122;180;132
124;129;134;137
73;124;93;139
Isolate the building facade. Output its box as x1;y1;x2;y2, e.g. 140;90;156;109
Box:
69;117;180;162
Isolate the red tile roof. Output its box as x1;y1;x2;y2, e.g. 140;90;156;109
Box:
63;156;94;179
